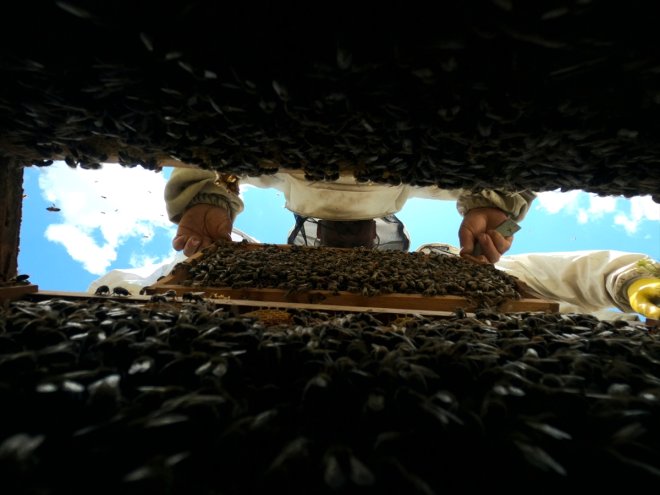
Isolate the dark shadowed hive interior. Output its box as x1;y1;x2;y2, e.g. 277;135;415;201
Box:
1;0;659;200
1;298;659;494
1;2;660;493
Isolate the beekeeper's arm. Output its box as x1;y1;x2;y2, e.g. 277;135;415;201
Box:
409;187;536;263
495;250;660;318
164;168;244;256
456;189;537;263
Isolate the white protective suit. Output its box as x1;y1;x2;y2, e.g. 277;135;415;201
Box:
88;168;658;321
88;242;656;321
416;244;656;320
163;168;536;223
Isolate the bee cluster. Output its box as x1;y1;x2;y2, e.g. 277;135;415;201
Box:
0;297;658;493
175;243;522;308
1;2;660;201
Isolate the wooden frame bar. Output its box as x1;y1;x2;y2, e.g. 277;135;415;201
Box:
0;284;38;302
0;160;23;283
147;284;559;313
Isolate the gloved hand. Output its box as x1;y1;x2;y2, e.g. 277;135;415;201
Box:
627;277;660;319
172;204;232;257
458;207;513;263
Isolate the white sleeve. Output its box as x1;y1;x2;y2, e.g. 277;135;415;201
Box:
495;250;655;313
406;187;537;221
456;189;537;221
164;168;244;223
87;252;188;295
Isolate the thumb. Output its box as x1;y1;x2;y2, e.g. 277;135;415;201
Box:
458;226;476;254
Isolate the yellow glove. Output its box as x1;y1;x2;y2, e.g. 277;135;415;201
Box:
627;278;660;319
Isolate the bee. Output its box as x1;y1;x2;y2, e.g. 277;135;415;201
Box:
164;290;177;300
182;292;205;303
10;274;30;284
94;285;110;296
112;286;131;296
150;294;168;303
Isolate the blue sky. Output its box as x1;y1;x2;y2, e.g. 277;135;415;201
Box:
19;161;660;292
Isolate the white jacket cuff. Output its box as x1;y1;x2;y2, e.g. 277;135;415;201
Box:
457;189;537;221
164;168;244;223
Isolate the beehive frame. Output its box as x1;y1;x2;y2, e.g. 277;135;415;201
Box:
146;242;560;315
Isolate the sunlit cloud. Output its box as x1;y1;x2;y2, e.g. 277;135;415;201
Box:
535;190;581;214
239;183;255;199
45;224;118;274
581;194;617;219
535;190;658;235
128;252;180;276
614;196;660;234
39;161;176;275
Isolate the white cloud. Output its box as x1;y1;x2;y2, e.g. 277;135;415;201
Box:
576;194;618;225
38;161;176;275
535;189;581;214
128;252;179;276
45;223;118;274
585;194;617;216
536;189;659;235
577;209;589;224
613;196;660;234
239;183;256;199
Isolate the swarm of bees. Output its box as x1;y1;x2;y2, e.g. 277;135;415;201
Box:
5;2;660;202
0;296;658;492
180;242;521;309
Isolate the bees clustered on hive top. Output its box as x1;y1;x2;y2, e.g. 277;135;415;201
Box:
174;242;522;309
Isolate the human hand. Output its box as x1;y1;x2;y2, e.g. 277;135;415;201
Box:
627;277;660;319
458;207;513;263
172;204;232;257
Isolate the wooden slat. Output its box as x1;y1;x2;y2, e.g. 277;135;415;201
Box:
200;298;460;317
19;290;657;328
645;318;659;328
0;161;23;283
149;284;559;313
31;290;153;302
22;290;463;319
29;290;458;317
0;284;39;301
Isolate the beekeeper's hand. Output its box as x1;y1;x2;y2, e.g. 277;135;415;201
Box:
173;204;232;257
459;207;513;264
